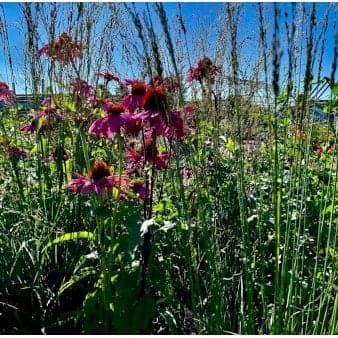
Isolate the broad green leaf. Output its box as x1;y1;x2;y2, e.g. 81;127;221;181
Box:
58;266;97;296
42;231;94;253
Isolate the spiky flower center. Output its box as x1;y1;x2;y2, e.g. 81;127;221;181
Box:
131;179;144;188
131;82;146;95
141;88;166;113
106;103;124;115
88;160;112;180
140;137;158;158
0;81;9;89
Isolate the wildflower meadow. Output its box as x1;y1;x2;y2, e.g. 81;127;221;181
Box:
0;2;337;334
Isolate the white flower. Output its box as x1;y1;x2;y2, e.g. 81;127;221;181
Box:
140;218;155;236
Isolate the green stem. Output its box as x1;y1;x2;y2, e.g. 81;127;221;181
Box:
11;158;26;202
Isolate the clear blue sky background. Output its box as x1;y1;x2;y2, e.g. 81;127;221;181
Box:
0;2;337;96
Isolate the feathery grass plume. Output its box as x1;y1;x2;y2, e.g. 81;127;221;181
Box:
177;4;192;67
226;2;255;334
284;3;296;103
329;19;337;87
299;3;316;123
0;5;16;92
145;3;163;79
155;3;182;96
21;3;43;102
314;4;330;82
272;5;281;102
271;4;283;334
258;3;271;109
124;3;153;79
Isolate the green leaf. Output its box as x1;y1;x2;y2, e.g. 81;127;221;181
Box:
332;82;338;95
226;137;236;153
30;144;39;155
42;231;94;253
131;294;156;331
325;204;333;214
36;116;46;131
58;266;97;296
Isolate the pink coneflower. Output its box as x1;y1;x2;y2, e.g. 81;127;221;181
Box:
315;147;323;156
184;104;193;114
38;32;83;63
89;103;130;138
41;97;54;109
122;114;144;137
45;145;69;163
121;80;147;113
187;67;201;83
165;110;185;140
328;143;336;153
187;56;219;83
135;86;170;136
96;70;120;82
126;137;169;171
137;88;184;139
66;159;129;197
182;167;194;179
0;82;16;104
141;86;166;114
8;145;30;159
129;179;149;200
312;143;323;156
152;75;180;93
70;80;93;99
20;111;53;134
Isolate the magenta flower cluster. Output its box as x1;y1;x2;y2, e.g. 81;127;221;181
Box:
0;82;16;104
187;56;220;83
38;32;82;64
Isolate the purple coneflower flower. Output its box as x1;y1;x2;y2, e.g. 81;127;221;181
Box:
187;56;219;83
20;111;53;134
66;159;130;197
89;103;130;138
41;97;55;109
70;80;93;99
0;82;16;104
134;86;169;137
122;114;144;137
8;145;30;159
126;137;169;171
96;70;120;82
122;80;147;113
129;179;150;201
165;110;185;140
38;32;82;64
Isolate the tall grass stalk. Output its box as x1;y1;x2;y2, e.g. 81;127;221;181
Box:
226;3;255;333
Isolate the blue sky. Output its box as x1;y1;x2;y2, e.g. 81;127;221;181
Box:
0;2;337;97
